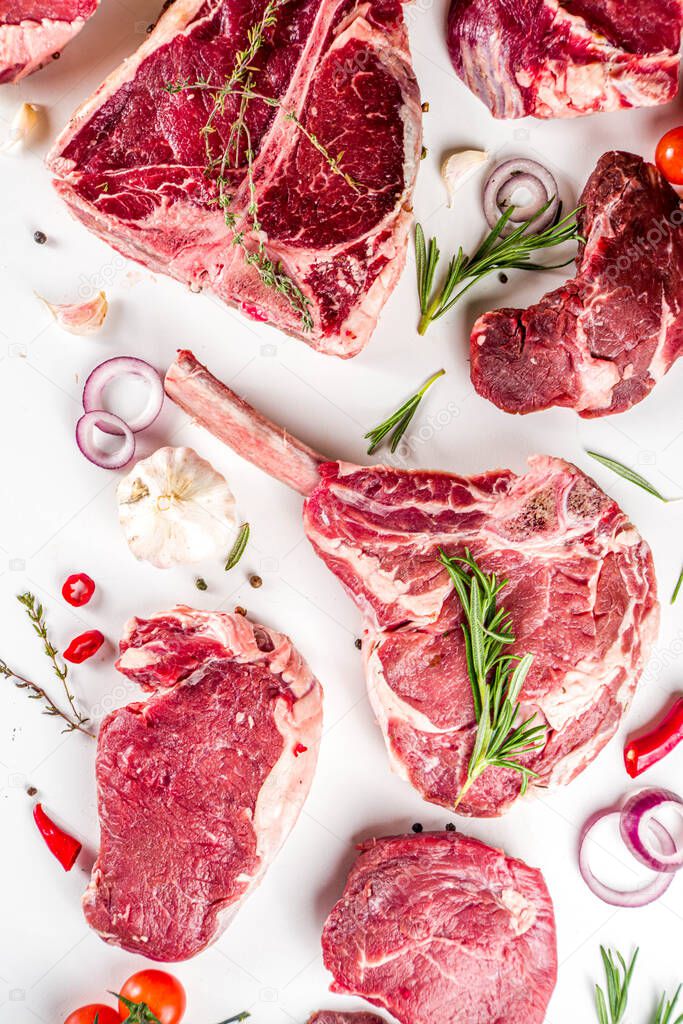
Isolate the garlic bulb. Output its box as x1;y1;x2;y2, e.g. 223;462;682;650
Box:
117;446;238;569
40;291;109;335
1;103;40;152
441;149;488;207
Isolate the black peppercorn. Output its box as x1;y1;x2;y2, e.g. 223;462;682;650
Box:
34;230;47;245
412;822;423;833
195;577;208;591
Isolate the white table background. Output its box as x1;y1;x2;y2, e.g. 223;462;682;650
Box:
1;1;683;1021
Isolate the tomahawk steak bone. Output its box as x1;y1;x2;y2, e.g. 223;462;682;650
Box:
471;151;683;417
322;832;557;1024
47;0;421;357
447;0;683;119
0;1;98;84
85;606;323;961
165;350;659;817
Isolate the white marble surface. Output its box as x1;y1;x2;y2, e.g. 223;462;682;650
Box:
1;2;683;1021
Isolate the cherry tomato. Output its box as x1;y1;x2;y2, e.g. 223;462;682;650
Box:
64;1006;121;1024
655;127;683;185
118;971;186;1024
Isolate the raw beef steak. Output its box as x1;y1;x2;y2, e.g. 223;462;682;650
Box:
0;1;98;84
84;606;323;961
47;0;421;357
322;832;557;1024
165;351;659;817
309;1013;384;1024
471;151;683;417
447;0;683;119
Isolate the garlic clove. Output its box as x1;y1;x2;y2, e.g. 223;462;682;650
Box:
441;149;488;208
40;291;109;335
117;446;239;569
1;103;41;152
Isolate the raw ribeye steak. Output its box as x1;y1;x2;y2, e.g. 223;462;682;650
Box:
0;1;98;84
322;832;557;1024
84;606;323;961
47;0;421;357
165;350;659;817
471;151;683;417
447;0;683;119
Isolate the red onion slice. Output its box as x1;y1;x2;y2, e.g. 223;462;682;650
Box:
483;158;560;236
76;411;135;470
82;357;163;435
620;788;683;873
579;809;675;907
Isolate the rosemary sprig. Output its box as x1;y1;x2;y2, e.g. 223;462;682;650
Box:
438;548;546;807
595;948;639;1024
586;451;676;503
653;986;683;1024
415;202;583;334
11;593;92;735
215;1015;250;1024
364;369;445;455
226;523;250;570
672;568;683;605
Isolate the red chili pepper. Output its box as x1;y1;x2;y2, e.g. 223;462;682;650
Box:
62;573;96;607
33;803;81;871
63;629;105;664
624;696;683;778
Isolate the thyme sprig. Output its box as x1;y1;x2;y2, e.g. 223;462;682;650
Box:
1;594;93;737
595;948;639;1024
438;548;545;807
226;523;250;571
586;451;677;503
415;202;583;334
164;0;362;330
364;369;445;455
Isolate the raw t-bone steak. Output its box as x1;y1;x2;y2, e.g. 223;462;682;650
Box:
471;152;683;417
447;0;683;119
85;607;322;961
165;351;659;817
0;1;98;83
321;832;557;1024
47;0;421;357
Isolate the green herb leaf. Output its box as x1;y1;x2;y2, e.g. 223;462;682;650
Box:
438;548;546;805
653;985;683;1024
415;202;583;334
672;569;683;605
586;452;674;502
364;370;445;456
226;523;250;571
594;947;638;1024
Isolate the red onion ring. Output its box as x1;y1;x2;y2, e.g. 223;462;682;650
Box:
76;411;135;470
82;357;163;435
579;809;676;907
483;158;560;236
620;788;683;873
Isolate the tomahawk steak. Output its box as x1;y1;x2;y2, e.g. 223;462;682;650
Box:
322;832;558;1024
85;606;323;961
471;151;683;417
447;0;683;119
47;0;421;357
165;351;659;817
0;1;98;83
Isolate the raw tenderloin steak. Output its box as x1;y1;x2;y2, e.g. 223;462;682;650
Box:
84;606;323;961
0;1;98;84
471;151;683;417
165;351;659;817
322;832;557;1024
447;0;683;119
47;0;421;357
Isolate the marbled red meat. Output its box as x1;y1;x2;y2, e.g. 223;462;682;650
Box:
47;0;421;357
164;351;659;817
84;606;322;961
0;0;98;83
447;0;683;119
470;152;683;417
321;832;557;1024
